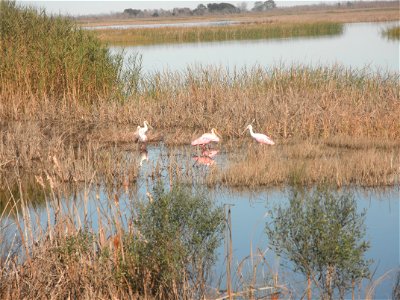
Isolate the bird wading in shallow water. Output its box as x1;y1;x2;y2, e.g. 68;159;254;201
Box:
191;128;221;150
134;120;153;150
242;124;275;145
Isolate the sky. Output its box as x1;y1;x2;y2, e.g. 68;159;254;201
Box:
18;1;339;16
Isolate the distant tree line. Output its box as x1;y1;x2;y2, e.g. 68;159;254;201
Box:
123;1;277;18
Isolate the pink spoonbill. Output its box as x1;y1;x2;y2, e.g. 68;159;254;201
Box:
191;128;221;149
243;124;275;145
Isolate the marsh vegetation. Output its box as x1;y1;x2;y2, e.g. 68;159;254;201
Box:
0;1;399;298
94;22;344;46
382;25;400;39
266;185;371;299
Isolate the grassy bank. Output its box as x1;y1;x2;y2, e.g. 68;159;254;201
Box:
94;22;343;45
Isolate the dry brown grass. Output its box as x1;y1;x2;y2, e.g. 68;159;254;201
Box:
204;138;399;188
0;166;224;299
1;65;399;189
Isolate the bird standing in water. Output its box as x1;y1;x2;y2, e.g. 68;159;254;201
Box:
243;124;275;145
134;120;152;150
191;128;221;150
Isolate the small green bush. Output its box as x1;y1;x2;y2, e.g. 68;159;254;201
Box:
125;183;225;298
266;185;371;299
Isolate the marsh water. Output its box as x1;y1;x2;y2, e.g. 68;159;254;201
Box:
111;22;400;73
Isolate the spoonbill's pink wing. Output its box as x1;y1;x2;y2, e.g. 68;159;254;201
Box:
254;133;275;145
191;136;212;146
191;132;219;146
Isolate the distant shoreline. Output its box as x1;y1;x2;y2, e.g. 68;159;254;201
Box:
77;1;399;27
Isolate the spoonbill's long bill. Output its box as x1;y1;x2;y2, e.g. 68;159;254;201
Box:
243;124;275;145
191;128;221;149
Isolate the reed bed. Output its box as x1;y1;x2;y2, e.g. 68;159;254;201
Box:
204;138;399;188
382;25;400;40
0;173;224;299
94;22;343;45
0;1;125;105
1;65;399;190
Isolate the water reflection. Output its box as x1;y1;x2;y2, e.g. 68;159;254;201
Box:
139;149;149;166
193;149;219;166
193;155;216;166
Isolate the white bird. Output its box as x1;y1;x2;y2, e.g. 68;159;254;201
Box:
243;124;275;145
133;120;152;150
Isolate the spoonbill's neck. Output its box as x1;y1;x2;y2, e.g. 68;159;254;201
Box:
248;126;255;136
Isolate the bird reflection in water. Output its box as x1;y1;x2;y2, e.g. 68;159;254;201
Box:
139;149;149;166
193;149;219;166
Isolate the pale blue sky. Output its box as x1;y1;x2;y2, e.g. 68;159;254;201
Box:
18;1;337;16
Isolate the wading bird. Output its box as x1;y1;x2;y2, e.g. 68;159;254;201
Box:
133;120;152;150
243;124;275;145
191;128;221;150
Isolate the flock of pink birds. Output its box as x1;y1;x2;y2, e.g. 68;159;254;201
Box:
135;121;275;166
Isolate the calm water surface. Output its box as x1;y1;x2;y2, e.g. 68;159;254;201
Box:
111;22;399;73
